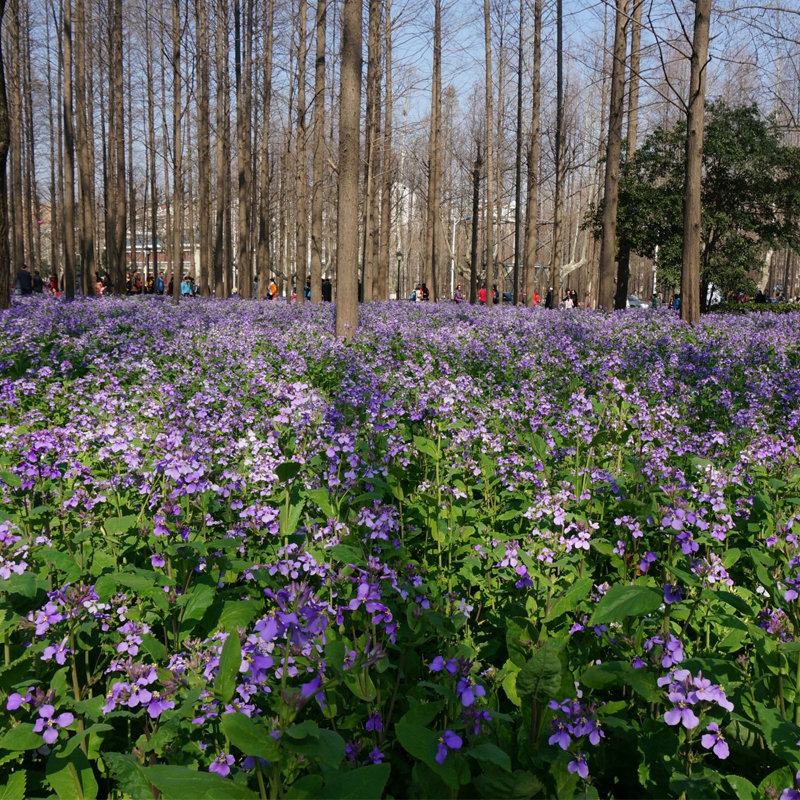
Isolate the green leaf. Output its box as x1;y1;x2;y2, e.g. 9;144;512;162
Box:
221;713;281;762
286;721;320;740
473;770;543;800
0;723;43;751
104;752;154;800
757;703;800;765
413;436;439;460
589;585;663;624
328;545;365;566
304;488;336;518
140;634;168;662
218;600;262;631
46;749;99;800
104;515;139;535
180;581;217;635
395;723;457;789
0;771;25;800
285;729;346;766
581;661;660;702
215;632;242;704
398;700;446;727
276;462;302;483
724;775;757;800
286;775;324;800
322;765;391;799
544;578;593;623
57;724;113;758
467;743;512;772
516;645;562;700
140;766;258;799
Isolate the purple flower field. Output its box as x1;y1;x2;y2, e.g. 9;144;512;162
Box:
1;297;800;798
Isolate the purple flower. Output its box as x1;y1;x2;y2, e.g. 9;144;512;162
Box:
365;712;382;732
456;677;486;707
367;746;385;764
568;753;589;779
33;704;74;744
146;692;175;719
6;689;32;711
664;696;699;729
209;753;235;777
430;656;457;674
548;720;571;750
700;722;729;759
661;635;684;668
42;637;71;665
435;730;462;764
631;656;647;669
780;770;800;800
664;584;683;604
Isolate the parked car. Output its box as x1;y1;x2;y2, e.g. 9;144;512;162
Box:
627;295;650;308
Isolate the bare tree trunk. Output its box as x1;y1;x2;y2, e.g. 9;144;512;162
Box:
494;24;504;306
46;5;58;283
8;0;22;272
310;0;326;303
680;0;711;325
144;0;159;290
112;0;126;294
235;0;253;298
513;0;523;305
524;0;541;308
214;0;229;297
196;0;211;295
0;0;9;308
550;0;564;299
422;0;441;303
74;0;95;293
62;0;76;299
470;142;481;304
378;0;392;301
597;0;628;311
21;11;37;272
172;0;182;304
483;0;494;307
335;0;361;338
614;0;642;310
256;0;275;300
361;0;380;303
127;66;136;287
294;0;309;303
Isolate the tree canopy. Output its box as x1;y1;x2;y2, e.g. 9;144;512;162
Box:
602;102;800;298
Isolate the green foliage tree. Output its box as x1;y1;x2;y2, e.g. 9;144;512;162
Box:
592;101;800;306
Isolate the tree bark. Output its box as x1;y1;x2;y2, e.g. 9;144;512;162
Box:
512;0;524;305
335;0;361;338
378;0;392;301
524;0;541;308
483;0;494;307
550;0;564;299
62;0;76;299
8;0;22;272
294;0;309;303
214;0;230;297
470;142;482;304
172;0;182;304
680;0;711;326
235;0;253;297
112;0;126;295
256;0;275;300
597;0;628;311
310;0;326;303
0;0;9;308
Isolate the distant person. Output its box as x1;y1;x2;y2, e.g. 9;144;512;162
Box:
322;278;332;302
181;276;192;296
563;292;574;309
478;284;487;304
533;290;540;305
672;294;681;310
492;284;499;303
156;273;166;294
545;287;554;309
32;270;44;294
755;290;767;304
96;278;105;296
453;284;464;303
16;264;32;296
304;278;311;300
49;274;59;295
651;293;659;309
421;283;430;302
269;279;278;300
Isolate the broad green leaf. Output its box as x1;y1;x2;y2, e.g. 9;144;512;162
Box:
725;775;757;800
215;632;242;704
589;585;662;625
0;771;25;800
286;775;324;800
757;703;800;765
473;769;543;800
544;578;593;623
180;581;217;635
398;700;446;727
285;728;345;766
103;752;154;800
57;724;113;758
322;765;391;799
395;723;457;789
221;713;281;762
46;749;99;800
104;515;139;535
516;645;561;700
0;723;43;751
276;462;302;483
140;766;258;799
305;488;336;518
467;743;512;772
218;600;261;631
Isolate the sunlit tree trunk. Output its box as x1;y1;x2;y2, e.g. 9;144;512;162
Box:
335;0;361;338
256;0;275;300
524;0;541;308
172;0;182;304
310;0;326;303
0;0;10;308
62;0;76;299
294;0;309;303
378;0;392;301
483;0;494;307
550;0;564;299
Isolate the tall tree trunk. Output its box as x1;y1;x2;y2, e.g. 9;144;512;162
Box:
112;0;126;295
74;0;95;293
361;0;380;303
294;0;309;303
172;0;183;304
46;4;57;284
597;0;628;311
8;0;22;271
423;0;441;303
614;0;642;310
524;0;541;308
378;0;392;301
494;25;504;305
196;0;211;295
145;0;159;289
550;0;564;299
310;0;326;303
680;0;711;325
214;0;229;297
470;142;482;304
21;11;36;272
256;0;275;300
0;0;9;308
335;0;361;338
483;0;494;307
62;0;76;299
127;66;136;287
513;0;524;305
235;0;253;298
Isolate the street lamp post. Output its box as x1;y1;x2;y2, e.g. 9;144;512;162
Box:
396;251;403;299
